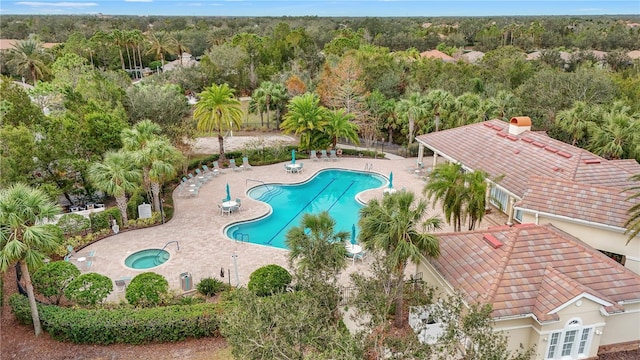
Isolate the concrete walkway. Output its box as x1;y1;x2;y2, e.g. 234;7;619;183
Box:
81;155;506;302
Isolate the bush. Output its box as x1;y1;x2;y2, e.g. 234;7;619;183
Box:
248;265;291;297
197;278;227;297
127;190;146;221
9;293;219;344
64;273;113;306
57;213;91;235
33;261;81;305
126;272;169;307
90;207;121;232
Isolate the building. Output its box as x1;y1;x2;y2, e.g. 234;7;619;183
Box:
418;223;640;359
415;118;640;274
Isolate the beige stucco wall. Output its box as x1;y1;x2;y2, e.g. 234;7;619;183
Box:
600;302;640;346
521;213;640;275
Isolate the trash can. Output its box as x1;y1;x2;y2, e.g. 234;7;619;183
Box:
180;272;192;291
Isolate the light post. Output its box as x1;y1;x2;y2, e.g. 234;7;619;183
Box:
160;198;165;224
380;137;385;157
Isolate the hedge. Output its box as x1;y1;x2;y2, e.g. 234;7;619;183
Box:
9;293;219;344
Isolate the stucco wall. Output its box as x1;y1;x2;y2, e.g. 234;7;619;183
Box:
600;302;640;346
521;213;640;275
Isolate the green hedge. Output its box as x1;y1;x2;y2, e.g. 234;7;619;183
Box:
89;207;121;232
9;293;219;344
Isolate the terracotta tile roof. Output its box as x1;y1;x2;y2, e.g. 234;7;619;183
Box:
429;224;640;322
419;49;456;63
517;176;638;228
415;119;638;198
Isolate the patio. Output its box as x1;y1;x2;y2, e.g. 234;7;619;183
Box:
80;156;507;301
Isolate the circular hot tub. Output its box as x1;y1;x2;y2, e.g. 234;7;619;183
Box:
125;249;169;270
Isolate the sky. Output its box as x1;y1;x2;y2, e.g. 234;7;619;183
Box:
0;0;639;17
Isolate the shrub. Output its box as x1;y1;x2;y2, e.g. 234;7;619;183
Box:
9;293;219;344
64;273;113;306
33;261;81;305
57;213;91;235
90;207;121;232
248;264;291;296
126;272;169;307
127;190;146;221
197;277;227;297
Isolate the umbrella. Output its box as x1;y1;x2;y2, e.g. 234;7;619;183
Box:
225;183;231;201
388;172;393;189
351;224;357;245
291;149;296;164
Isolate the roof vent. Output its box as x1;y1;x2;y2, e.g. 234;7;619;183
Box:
583;158;601;164
544;146;558;153
557;151;572;158
483;234;503;249
508;116;532;136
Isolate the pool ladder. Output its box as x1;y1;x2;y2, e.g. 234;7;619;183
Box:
155;241;179;264
364;163;373;171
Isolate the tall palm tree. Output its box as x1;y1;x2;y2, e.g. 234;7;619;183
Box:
396;92;428;144
88;151;141;227
556;101;598;146
324;108;360;149
359;191;441;328
121;120;163;204
147;139;182;213
280;93;328;150
7;39;50;84
109;29;127;70
170;31;190;65
252;81;276;129
624;174;640;245
286;211;349;282
146;31;175;68
423;162;467;232
464;169;490;230
425;89;454;132
193;83;243;161
0;183;61;336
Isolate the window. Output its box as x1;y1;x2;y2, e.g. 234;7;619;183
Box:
545;319;593;359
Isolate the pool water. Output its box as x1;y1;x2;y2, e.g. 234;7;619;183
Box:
125;249;170;269
226;169;385;249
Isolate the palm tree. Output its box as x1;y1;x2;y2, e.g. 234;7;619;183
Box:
423;162;467;232
464;169;490;230
109;29;127;70
147;139;182;213
286;211;349;282
193;83;243;161
624;174;640;245
0;183;61;336
7;39;50;84
280;93;328;150
253;81;276;129
324;109;360;149
88;151;141;227
488;90;517;121
170;31;190;65
359;191;441;328
588;105;640;160
121;120;163;204
396;92;428;144
556;101;598;146
146;31;175;68
425;89;454;132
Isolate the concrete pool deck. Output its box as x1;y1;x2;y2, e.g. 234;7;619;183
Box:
81;156;507;301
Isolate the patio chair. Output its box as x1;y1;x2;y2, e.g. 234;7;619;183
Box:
218;204;231;216
285;163;292;173
310;150;319;161
241;157;252;170
212;161;224;174
330;150;338;161
195;168;211;183
235;198;243;211
115;277;132;292
229;159;241;172
321;149;329;161
64;245;77;261
202;164;218;177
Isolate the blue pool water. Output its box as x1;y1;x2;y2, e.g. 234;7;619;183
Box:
226;169;386;249
125;249;170;269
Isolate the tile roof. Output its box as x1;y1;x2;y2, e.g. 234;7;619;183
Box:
415;119;639;198
429;224;640;322
419;49;456;63
517;176;638;228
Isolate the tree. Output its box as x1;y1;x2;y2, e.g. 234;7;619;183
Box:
193;83;243;162
556;101;598;146
252;81;280;129
286;211;349;284
146;31;175;68
424;89;454;132
88;150;141;227
125;272;169;307
280;92;329;150
396;92;428;144
64;272;113;306
324;109;360;149
33;260;81;305
7;38;50;84
358;191;441;328
624;174;640;245
124;84;190;137
170;30;190;65
587;104;640;160
0;183;62;336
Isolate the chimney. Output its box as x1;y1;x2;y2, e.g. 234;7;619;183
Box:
508;116;532;136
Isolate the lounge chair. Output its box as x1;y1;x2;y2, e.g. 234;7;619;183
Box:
212;161;224;174
330;150;338;161
321;150;329;161
195;168;210;183
310;150;319;161
229;159;241;172
241;157;252;170
202;164;218;177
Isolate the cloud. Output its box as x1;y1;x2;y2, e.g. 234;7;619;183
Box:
16;2;98;7
125;0;153;2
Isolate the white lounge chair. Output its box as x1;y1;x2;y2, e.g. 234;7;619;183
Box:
229;159;241;172
330;150;338;161
241;157;252;170
212;161;224;174
321;150;329;161
310;150;319;161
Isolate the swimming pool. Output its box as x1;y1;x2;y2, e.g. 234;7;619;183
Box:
225;169;386;249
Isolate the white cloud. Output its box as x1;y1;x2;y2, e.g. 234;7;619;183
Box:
16;2;98;7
